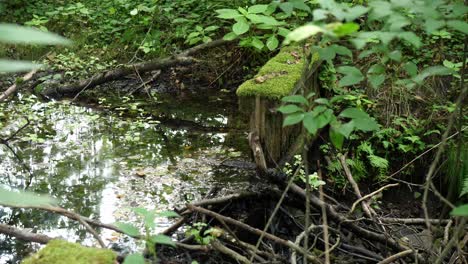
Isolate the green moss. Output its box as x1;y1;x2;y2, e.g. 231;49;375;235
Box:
237;46;316;99
22;240;116;264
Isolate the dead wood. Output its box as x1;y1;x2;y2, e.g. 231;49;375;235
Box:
186;204;322;264
0;223;54;244
0;69;37;102
40;39;230;98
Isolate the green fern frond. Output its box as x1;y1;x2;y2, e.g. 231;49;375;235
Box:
368;154;389;170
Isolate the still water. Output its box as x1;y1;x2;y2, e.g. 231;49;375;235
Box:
0;91;251;263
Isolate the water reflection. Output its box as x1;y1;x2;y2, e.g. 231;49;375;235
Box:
0;92;250;263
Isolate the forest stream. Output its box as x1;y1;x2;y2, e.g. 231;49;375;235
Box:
0;90;252;263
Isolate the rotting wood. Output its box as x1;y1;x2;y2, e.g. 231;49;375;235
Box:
40;39;231;98
187;204;323;264
0;69;37;102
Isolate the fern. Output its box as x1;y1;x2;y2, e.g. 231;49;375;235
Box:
460;177;468;198
368;154;389;170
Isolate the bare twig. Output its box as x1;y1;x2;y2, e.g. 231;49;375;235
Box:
436;218;467;264
249;166;299;262
338;154;374;218
377;249;413;264
387;127;466;179
0;223;54;244
187;204;321;264
379;217;452;225
349;183;399;214
422;36;467;231
318;161;330;264
211;240;250;264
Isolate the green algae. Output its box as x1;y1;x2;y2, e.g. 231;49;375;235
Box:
236;46;308;99
21;240;117;264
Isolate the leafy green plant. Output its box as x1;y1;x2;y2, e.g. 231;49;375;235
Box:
185;25;219;45
186;222;222;245
215;1;314;50
278;93;379;150
283;155;326;188
116;208;179;263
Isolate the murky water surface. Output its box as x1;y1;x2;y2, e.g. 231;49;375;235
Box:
0;91;251;263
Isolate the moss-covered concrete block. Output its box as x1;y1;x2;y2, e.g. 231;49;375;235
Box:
22;240;117;264
236;46;311;99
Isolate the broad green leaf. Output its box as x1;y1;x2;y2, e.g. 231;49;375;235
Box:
314;98;330;106
331;45;352;58
330;125;344;150
130;9;138;16
388;50;402;62
404;62;418;77
0;60;41;73
247;14;282;26
353;116;379;131
150;234;176;247
284;24;323;44
333;23;359;37
303;113;318;135
339;108;370;119
344;6;369;22
318;47;336;61
447;20;468;35
216;9;243;19
315;109;334;128
0;186;56;207
313;9;328;21
0;24;71;45
281;95;309;105
251;38;264;50
238;7;248;16
368;64;385;75
413;66;454;84
115;222;140;237
204;26;219;32
450;204;468;216
248;4;268;14
279;2;294;15
289;0;311;12
266;35;279;50
278;104;304;114
233;21;250;35
424;19;445;34
388;14;410;31
369;1;392;18
158;211;180;218
337;66;364;87
283;112;304;127
340;120;355;138
123;253;146;264
223;32;238;41
400;32;421;48
278;27;291;37
368;74;385;89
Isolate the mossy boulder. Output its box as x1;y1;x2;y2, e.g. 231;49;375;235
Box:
236;46;316;99
22;240;117;264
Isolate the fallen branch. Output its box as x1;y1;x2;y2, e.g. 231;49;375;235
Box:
377;249;413;264
349;183;399;214
379;217;452;225
0;69;37;102
211;240;250;264
338;154;374;218
186;204;322;264
0;223;54;244
40;39;230;98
